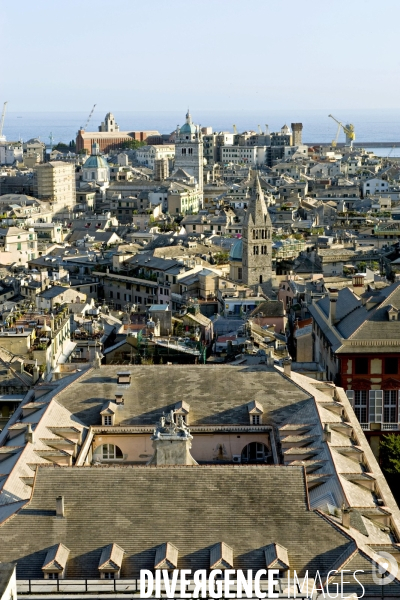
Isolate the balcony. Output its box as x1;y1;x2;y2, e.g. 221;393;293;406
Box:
360;423;399;431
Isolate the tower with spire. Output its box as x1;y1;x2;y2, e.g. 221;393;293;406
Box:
242;174;273;288
174;110;203;192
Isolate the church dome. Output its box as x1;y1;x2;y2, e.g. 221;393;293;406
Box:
180;110;197;135
229;238;243;262
180;122;197;135
83;155;109;169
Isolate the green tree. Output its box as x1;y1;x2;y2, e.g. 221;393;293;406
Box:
214;252;229;265
120;140;146;150
380;434;400;474
53;142;69;152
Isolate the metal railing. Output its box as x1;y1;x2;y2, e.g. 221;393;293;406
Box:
18;578;138;595
17;578;313;598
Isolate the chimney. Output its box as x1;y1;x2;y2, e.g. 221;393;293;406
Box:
56;496;65;518
33;360;40;384
323;423;331;443
25;423;34;444
282;357;292;377
328;288;339;325
115;393;124;405
352;274;365;294
342;506;352;529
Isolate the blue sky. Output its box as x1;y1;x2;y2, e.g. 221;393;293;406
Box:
1;0;399;111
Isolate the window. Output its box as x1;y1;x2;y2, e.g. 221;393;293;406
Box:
355;358;368;375
104;572;115;579
353;390;368;423
384;391;398;423
369;390;383;423
101;444;123;459
252;415;260;425
17;243;21;251
103;416;112;426
241;442;269;463
385;357;398;375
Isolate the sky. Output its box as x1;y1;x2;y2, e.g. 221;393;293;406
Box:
1;0;400;112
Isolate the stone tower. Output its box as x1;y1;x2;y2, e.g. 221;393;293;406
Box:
242;174;273;288
291;123;303;146
99;112;119;132
174;110;203;191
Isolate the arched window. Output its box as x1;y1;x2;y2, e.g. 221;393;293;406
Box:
182;148;186;155
101;444;123;460
241;442;269;463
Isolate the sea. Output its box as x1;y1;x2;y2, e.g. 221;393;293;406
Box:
3;108;400;157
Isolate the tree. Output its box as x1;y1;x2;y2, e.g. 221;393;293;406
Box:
120;140;146;150
53;143;69;152
380;433;400;474
214;252;229;265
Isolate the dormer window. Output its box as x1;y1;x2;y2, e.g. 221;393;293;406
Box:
98;543;124;579
155;542;178;571
100;401;118;426
210;542;233;570
264;543;290;576
247;400;264;425
42;543;69;580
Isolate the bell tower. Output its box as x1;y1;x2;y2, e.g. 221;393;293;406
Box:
174;110;203;192
242;174;273;288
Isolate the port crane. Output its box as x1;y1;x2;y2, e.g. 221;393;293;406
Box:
328;114;355;148
0;102;8;142
80;104;96;131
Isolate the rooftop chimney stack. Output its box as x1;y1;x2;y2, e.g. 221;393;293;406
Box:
342;506;352;529
328;288;339;325
25;423;34;444
282;357;292;378
56;496;65;518
323;423;332;443
352;274;365;294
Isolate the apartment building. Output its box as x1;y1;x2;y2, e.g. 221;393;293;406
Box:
34;161;76;208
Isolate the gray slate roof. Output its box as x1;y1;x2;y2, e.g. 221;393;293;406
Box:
0;465;352;578
52;365;311;427
310;282;400;352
